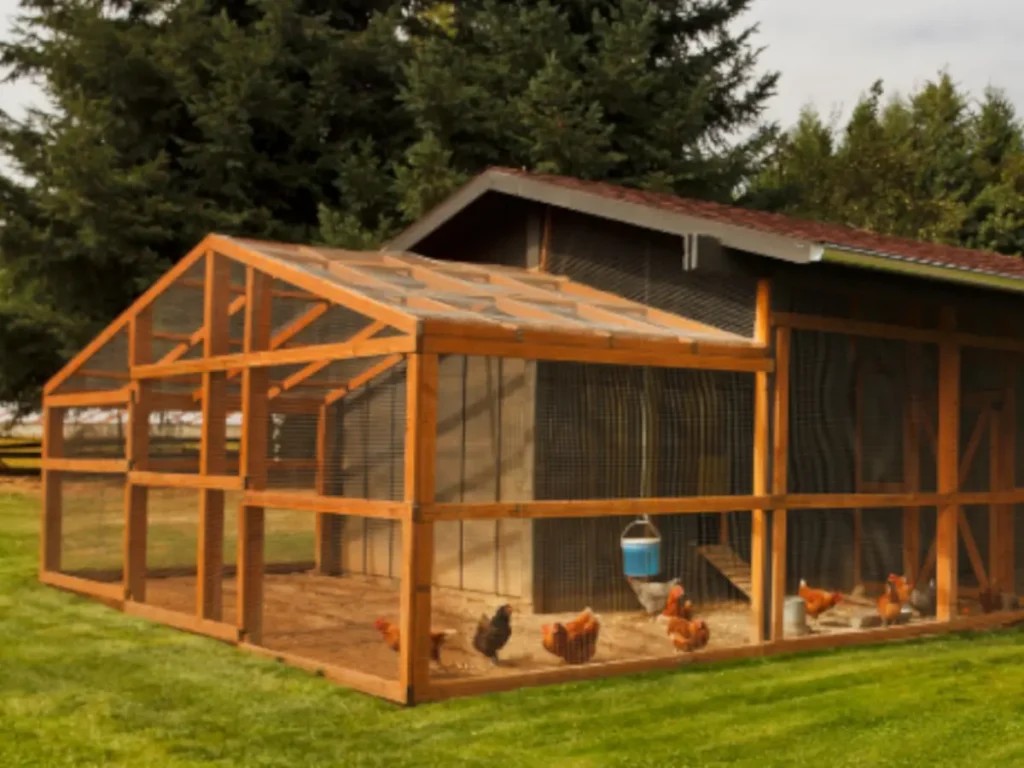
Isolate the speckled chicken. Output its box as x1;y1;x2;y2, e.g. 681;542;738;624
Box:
627;577;681;615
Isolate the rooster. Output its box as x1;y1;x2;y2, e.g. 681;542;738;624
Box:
373;618;455;664
472;604;513;665
798;579;844;622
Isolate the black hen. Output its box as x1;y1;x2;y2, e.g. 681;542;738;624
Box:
472;604;513;665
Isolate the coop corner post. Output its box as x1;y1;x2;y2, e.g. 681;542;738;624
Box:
40;403;66;577
769;324;791;642
198;250;231;621
401;351;437;705
124;308;153;602
936;307;959;623
237;267;273;644
749;278;771;645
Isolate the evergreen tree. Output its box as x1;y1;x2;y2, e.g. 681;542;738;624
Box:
749;73;1024;256
1;0;777;411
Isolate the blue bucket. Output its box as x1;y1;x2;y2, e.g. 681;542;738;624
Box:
621;517;661;578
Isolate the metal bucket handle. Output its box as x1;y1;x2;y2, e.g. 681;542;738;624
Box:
621;514;661;543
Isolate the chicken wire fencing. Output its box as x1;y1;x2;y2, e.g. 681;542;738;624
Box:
253;510;400;682
435;355;755;505
57;472;125;581
788;331;939;497
425;510;751;682
62;409;127;459
262;358;408;499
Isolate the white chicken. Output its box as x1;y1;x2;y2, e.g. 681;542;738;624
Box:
627;576;681;615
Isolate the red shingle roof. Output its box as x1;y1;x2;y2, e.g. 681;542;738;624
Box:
491;167;1024;280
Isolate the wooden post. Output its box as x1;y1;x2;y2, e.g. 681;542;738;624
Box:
902;313;922;582
124;309;152;601
770;324;791;641
198;252;231;620
40;405;66;575
852;361;864;587
990;363;1016;589
400;353;438;705
315;403;342;575
936;307;959;622
238;267;273;643
750;279;770;644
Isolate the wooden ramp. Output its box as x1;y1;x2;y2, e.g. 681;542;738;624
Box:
695;544;752;599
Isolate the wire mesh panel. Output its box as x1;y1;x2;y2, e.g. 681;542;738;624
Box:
257;511;400;682
144;487;200;614
259;357;407;497
428;510;750;684
547;209;760;337
58;472;125;581
149;257;209;362
534;362;755;501
784;508;940;639
788;331;939;496
62;409;127;459
51;328;130;394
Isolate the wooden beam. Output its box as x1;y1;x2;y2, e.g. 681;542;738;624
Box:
936;307;959;622
237;267;273;644
122;601;240;644
771;325;791;641
40;570;124;603
128;471;244;491
209;235;419;335
958;407;990;486
124;310;152;602
419;609;1024;703
40;406;65;575
421;333;771;372
237;644;406;702
156;295;247;366
132;335;415;379
903;313;923;581
992;365;1016;588
42;458;128;473
44;239;209;396
314;404;341;576
198;252;231;622
400;353;438;705
323;354;405;407
957;510;989;588
270;320;387;401
750;279;770;644
45;387;133;409
241;491;408;519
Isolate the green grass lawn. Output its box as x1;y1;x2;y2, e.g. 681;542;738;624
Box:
3;486;1024;767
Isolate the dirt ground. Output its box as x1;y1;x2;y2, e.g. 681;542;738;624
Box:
144;571;759;680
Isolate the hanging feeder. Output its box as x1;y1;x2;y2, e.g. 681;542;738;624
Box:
620;514;662;578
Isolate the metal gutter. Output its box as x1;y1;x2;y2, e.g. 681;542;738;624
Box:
817;246;1024;295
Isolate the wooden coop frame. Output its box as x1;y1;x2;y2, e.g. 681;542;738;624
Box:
40;233;1024;705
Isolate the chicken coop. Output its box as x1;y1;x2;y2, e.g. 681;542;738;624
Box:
40;169;1024;705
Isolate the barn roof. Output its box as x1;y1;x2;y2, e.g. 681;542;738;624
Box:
386;167;1024;294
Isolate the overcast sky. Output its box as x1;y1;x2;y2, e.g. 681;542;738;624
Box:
2;0;1023;129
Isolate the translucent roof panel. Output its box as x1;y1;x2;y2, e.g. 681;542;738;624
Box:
226;237;758;347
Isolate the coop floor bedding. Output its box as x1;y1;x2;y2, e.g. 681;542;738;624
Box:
129;571;946;680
